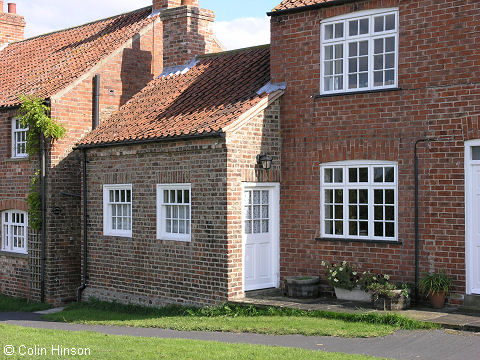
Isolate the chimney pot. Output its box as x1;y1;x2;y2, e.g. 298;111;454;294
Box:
7;2;16;14
181;0;197;5
0;1;4;13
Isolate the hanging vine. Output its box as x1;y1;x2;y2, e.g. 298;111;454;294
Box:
17;95;66;230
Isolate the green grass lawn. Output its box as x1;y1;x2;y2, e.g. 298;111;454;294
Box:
0;324;386;360
43;300;437;338
0;295;51;312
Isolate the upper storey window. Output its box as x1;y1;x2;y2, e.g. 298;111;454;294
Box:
11;118;28;159
321;8;399;95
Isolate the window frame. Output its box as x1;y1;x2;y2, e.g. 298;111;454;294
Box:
320;8;399;95
1;210;28;254
11;118;29;159
156;184;192;242
320;160;398;242
103;184;133;238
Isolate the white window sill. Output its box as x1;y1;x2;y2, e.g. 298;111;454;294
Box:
316;237;401;245
103;231;132;238
6;156;29;162
157;235;191;243
0;250;28;258
316;87;401;98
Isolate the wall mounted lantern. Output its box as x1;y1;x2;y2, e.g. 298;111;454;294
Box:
256;154;273;170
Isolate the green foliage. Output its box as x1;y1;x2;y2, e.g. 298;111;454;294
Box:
46;298;438;332
321;261;358;290
419;272;453;296
367;282;409;301
0;295;51;312
16;95;66;230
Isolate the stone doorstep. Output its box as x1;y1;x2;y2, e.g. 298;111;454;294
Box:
232;295;480;333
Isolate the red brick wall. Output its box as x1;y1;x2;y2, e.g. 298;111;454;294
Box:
270;0;480;304
0;12;24;44
226;99;282;300
81;138;229;307
0;108;35;299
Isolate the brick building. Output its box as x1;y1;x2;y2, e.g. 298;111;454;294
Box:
270;0;480;305
0;0;222;305
76;46;284;306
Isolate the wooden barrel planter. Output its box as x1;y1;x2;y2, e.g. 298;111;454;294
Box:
285;276;320;298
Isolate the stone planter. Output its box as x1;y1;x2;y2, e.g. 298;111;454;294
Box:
334;287;372;302
372;290;410;311
285;276;320;298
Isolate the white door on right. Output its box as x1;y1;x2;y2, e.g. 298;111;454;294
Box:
243;186;279;292
466;142;480;294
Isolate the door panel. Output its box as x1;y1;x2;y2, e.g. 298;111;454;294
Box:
244;186;278;291
470;165;480;294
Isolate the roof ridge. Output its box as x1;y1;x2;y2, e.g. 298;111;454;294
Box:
13;5;153;44
197;44;270;59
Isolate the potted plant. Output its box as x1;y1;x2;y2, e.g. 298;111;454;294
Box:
368;279;410;311
285;276;320;298
321;261;371;302
419;272;453;309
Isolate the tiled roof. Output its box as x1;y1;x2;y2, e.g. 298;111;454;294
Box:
272;0;336;12
0;7;153;108
78;46;273;147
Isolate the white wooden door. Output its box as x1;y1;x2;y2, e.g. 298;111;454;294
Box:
243;185;279;291
466;142;480;294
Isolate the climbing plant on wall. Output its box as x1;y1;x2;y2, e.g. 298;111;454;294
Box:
17;95;66;230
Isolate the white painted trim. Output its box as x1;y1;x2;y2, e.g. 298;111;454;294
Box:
465;139;480;295
11;118;29;159
103;184;133;238
241;182;280;293
320;9;399;95
1;210;28;255
321;8;399;24
156;183;192;242
319;162;399;241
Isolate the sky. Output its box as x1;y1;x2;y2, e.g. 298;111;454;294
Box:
7;0;280;50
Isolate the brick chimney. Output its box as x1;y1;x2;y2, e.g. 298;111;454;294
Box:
155;0;220;69
0;2;25;45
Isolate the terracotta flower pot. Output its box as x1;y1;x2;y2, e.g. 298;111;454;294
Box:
429;292;446;309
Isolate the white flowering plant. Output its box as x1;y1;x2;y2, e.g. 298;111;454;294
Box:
321;261;358;290
357;272;391;291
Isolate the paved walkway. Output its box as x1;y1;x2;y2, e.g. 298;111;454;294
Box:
234;289;480;332
1;312;479;360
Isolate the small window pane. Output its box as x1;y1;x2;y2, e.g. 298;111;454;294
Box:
349;189;357;203
262;191;269;204
349;221;358;235
385;167;395;182
472;147;480;160
359;168;368;182
325;221;333;235
253;191;261;204
374;189;383;204
349;205;358;220
177;190;183;204
385;222;395;237
385;37;395;52
385;206;395;221
374;206;383;220
359;189;368;204
374;167;383;182
359;41;368;56
374;16;384;32
253;205;261;219
359;73;368;88
374;39;383;54
184;190;190;204
374;222;384;236
385;54;395;69
349;20;358;36
335;23;344;38
360;221;368;236
359;57;368;72
253;220;261;234
385;190;395;204
325;24;334;40
360;18;369;34
335;205;343;219
262;206;269;218
334;168;343;183
325;168;333;183
335;189;343;203
385;70;395;85
335;44;343;59
325;205;333;219
164;190;169;203
325;46;334;60
374;71;383;86
349;74;357;89
385;14;395;31
349;168;357;182
262;220;269;233
245;221;252;234
335;221;343;235
325;189;334;203
359;205;368;220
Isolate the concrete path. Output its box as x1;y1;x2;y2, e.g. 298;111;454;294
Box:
1;312;479;360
